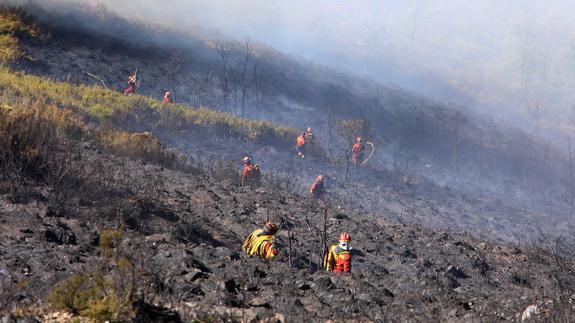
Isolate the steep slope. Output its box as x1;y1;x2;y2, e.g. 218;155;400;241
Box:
0;6;574;323
0;4;572;244
1;120;574;322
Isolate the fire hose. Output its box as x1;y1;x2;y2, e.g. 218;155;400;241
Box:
361;141;375;166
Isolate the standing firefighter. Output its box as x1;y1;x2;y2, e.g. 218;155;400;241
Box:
241;156;260;186
242;222;279;260
351;137;365;165
296;127;313;159
123;73;137;95
324;232;352;273
163;91;172;103
310;175;326;202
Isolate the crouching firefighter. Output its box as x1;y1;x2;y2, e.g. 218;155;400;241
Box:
310;175;326;203
242;222;279;260
323;232;352;273
241;156;261;186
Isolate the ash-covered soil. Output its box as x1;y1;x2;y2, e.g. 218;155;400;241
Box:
1;143;574;322
167;132;572;244
13;9;574;244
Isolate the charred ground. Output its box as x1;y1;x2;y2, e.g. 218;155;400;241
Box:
0;4;575;322
4;3;573;243
1;121;575;322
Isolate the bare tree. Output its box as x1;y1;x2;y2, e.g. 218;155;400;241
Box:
515;25;549;135
166;49;189;103
326;116;369;181
216;42;232;112
190;66;213;108
253;58;265;120
239;38;253;118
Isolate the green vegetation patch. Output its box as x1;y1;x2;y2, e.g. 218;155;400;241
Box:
0;8;40;64
47;230;135;322
0;67;297;147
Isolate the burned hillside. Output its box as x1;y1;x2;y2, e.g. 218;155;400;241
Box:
0;4;574;322
2;3;572;243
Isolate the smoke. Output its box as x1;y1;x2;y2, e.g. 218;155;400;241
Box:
9;0;575;136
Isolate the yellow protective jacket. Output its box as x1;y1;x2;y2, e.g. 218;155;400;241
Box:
242;229;278;259
323;242;352;273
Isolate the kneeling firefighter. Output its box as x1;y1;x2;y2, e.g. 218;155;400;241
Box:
241;156;261;186
242;222;279;260
323;232;352;273
310;175;326;202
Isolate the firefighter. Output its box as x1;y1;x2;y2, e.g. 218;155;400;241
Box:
305;127;313;140
242;222;279;260
163;91;172;103
241;156;260;186
123;73;137;95
351;136;365;165
296;131;307;158
323;232;352;273
309;175;326;202
296;127;314;159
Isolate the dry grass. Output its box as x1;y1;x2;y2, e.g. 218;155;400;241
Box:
0;7;39;64
0;67;297;146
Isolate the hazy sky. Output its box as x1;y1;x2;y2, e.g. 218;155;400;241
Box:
87;1;575;99
21;0;575;131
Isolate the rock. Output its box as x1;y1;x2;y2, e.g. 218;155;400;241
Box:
15;317;40;323
454;286;470;294
249;297;271;308
357;293;373;302
521;304;538;321
422;259;433;267
43;227;75;244
220;278;237;294
42;220;76;245
0;267;10;279
402;249;417;259
253;267;267;278
471;257;490;276
215;246;231;257
295;280;311;290
213;306;261;322
446;265;468;279
184;268;209;282
454;240;475;251
145;233;169;244
312;276;334;290
263;313;285;323
381;288;395;298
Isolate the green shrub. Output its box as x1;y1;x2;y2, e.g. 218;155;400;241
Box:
47;230;135;321
0;8;40;64
0;67;298;147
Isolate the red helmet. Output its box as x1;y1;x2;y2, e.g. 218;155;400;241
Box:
339;232;350;242
316;175;324;182
264;222;278;234
243;156;252;164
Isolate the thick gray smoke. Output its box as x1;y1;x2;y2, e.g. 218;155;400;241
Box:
11;0;575;137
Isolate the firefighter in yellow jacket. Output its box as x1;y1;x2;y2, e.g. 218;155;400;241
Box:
323;232;352;273
242;222;279;260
